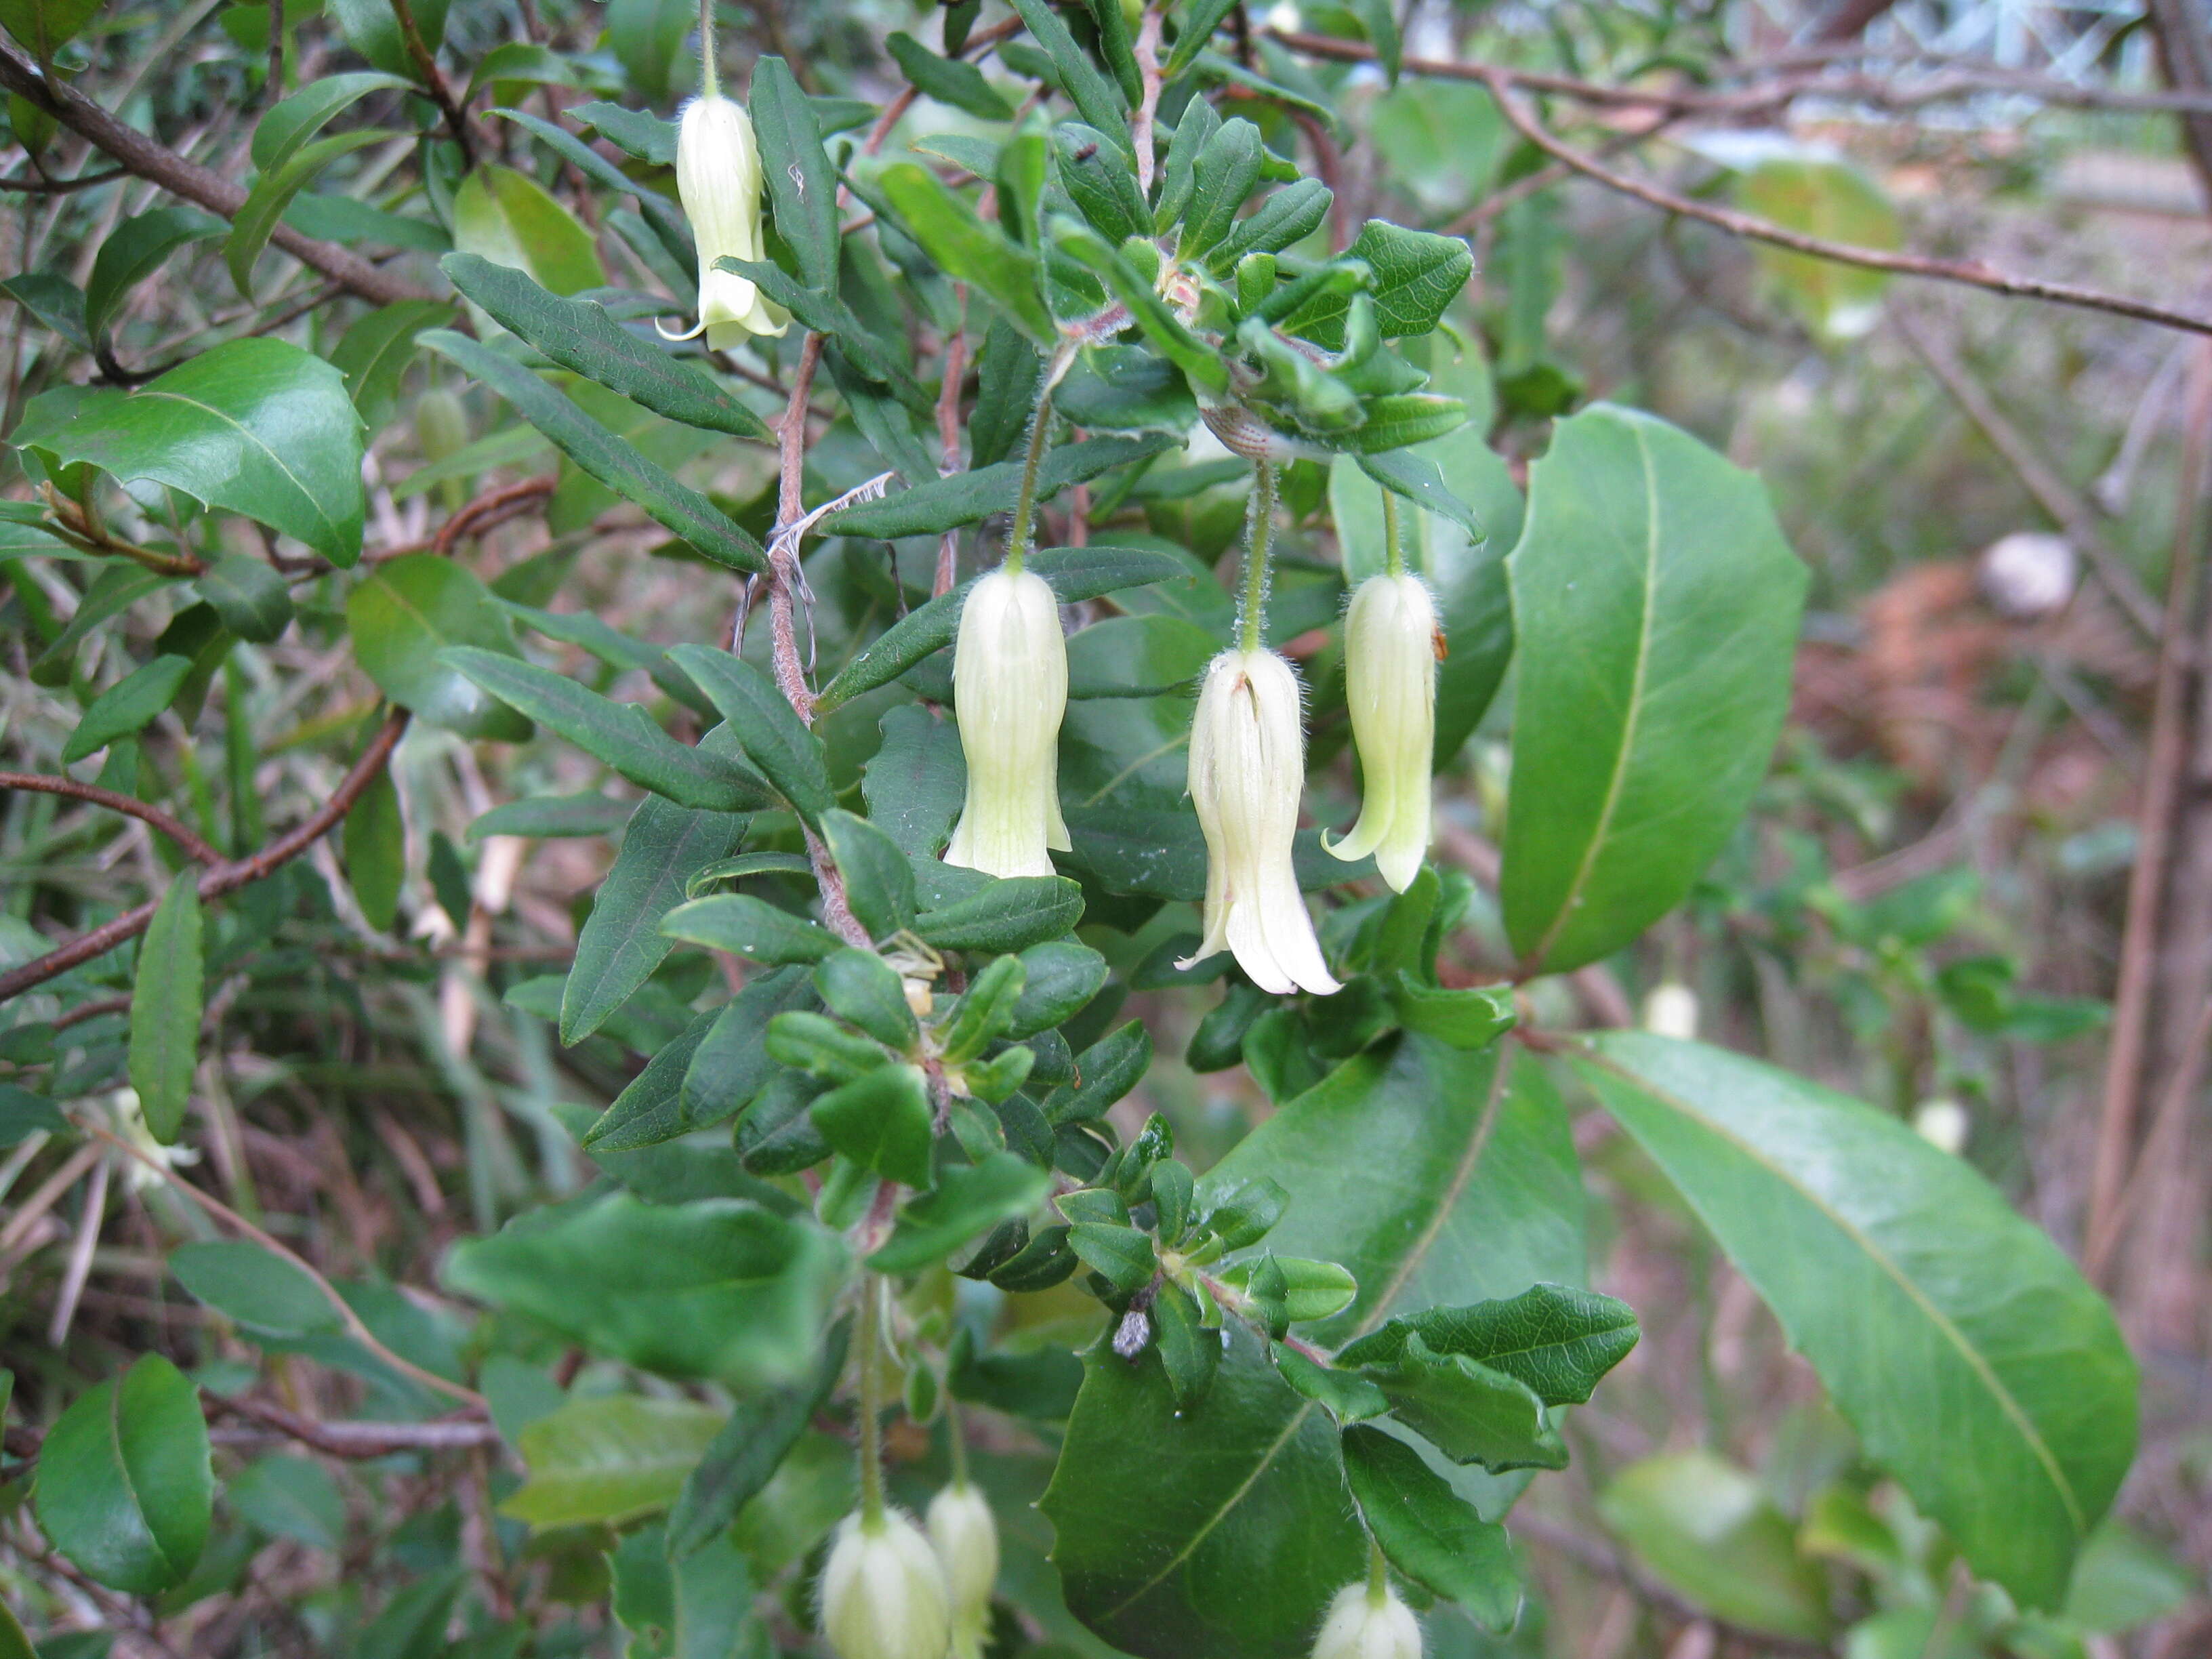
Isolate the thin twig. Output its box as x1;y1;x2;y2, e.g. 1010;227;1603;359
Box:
0;772;224;865
0;165;123;193
205;1393;499;1458
0;711;411;1002
387;0;476;166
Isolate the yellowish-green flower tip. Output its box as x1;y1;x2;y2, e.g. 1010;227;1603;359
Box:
946;567;1071;879
1326;571;1438;894
819;1507;951;1659
1180;648;1341;996
1312;1580;1422;1659
668;94;790;349
926;1481;998;1659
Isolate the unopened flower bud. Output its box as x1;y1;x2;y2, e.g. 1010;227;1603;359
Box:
946;567;1071;878
1326;573;1439;893
668;94;789;349
1641;982;1698;1041
926;1481;998;1656
1914;1097;1970;1155
1312;1582;1422;1659
1180;649;1341;996
820;1508;951;1659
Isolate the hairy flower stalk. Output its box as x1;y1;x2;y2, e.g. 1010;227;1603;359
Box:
945;567;1071;877
819;1508;952;1659
662;19;787;352
1327;569;1440;892
1311;1580;1422;1659
1181;647;1342;996
926;1481;998;1659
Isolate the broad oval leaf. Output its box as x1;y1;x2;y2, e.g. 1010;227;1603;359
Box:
33;1354;211;1595
170;1239;342;1338
503;1395;724;1529
347;554;534;741
1500;405;1805;975
1570;1032;2137;1610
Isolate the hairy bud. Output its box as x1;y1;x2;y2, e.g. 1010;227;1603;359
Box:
946;567;1071;878
1640;981;1698;1041
1326;573;1439;893
669;94;789;348
820;1508;951;1659
1179;649;1341;996
926;1482;998;1657
1312;1582;1422;1659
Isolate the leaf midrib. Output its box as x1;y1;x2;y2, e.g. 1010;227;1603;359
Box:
132;388;342;551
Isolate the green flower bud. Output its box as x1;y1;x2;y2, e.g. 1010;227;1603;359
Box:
1179;648;1340;996
1312;1581;1422;1659
668;94;789;349
820;1508;951;1659
947;567;1071;878
1326;572;1438;893
926;1481;998;1657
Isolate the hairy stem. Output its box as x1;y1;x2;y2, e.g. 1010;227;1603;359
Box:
697;0;718;99
1004;376;1054;576
1380;488;1406;579
1237;460;1279;655
856;1274;887;1523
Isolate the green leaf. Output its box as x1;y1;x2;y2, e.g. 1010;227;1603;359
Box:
1345;0;1402;83
1736;157;1899;340
862;704;965;857
1179;118;1264;260
347;554;534;741
1154;1284;1221;1408
666;1322;848;1557
329;299;454;431
1004;941;1108;1038
605;0;691;101
421;331;766;573
573;100;678;165
441;253;769;440
443;648;767;811
503;1395;724;1528
467;39;577;96
33;1354;211;1596
1500;405;1806;974
451;164;604;298
129;875;202;1143
682;966;817;1130
749;57;839;292
1165;0;1237;77
195;554;293;644
819;809;917;940
1336;1284;1639;1407
85;206;224;340
815;949;918;1051
226;1454;346;1551
1066;1221;1156;1291
1008;0;1128;147
1042;1326;1366;1659
811;1063;933;1187
871;1153;1052;1273
1052;222;1230;394
1599;1452;1830;1640
445;1189;848;1389
32;339;364;565
0;0;102;61
720;258;930;413
563;794;747;1045
661;893;837;965
1340;1426;1517;1627
1054;122;1150;243
914;876;1084;954
814;543;1185;712
228;127;393;296
328;0;449;81
888;33;1013;120
880;163;1054;343
1570;1033;2137;1610
664;646;833;827
1272;1344;1387;1421
62;655;191;763
0;1083;68;1146
1359;1333;1564;1472
1218;1255;1358;1325
169;1240;340;1338
1285;221;1471;348
1;270;89;350
468;792;632;842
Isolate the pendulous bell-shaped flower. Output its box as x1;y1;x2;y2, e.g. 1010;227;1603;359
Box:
1180;648;1341;996
1312;1581;1423;1659
946;567;1071;879
820;1507;951;1659
665;94;789;349
926;1482;998;1659
1327;572;1439;893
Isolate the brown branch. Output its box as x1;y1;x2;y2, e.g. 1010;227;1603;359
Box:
0;165;123;193
0;710;411;1003
432;474;556;555
0;772;222;865
386;0;476;167
0;37;432;306
205;1393;497;1458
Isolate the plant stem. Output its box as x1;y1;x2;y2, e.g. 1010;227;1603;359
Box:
697;0;718;99
1366;1536;1389;1605
1004;376;1053;577
1237;459;1278;654
945;1391;970;1488
1380;487;1406;578
856;1273;887;1523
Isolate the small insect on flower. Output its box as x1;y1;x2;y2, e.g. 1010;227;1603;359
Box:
663;94;790;349
945;567;1071;879
1311;1580;1423;1659
820;1508;951;1659
1327;572;1439;893
926;1483;998;1659
1181;648;1342;996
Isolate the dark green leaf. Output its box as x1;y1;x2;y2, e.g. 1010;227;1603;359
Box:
196;554;293;644
467;792;633;842
1361;1333;1565;1472
666;1322;848;1557
888;33;1012;121
1152;1284;1220;1408
85;206;224;340
871;1153;1052;1273
228;127;393;295
580;1008;716;1150
169;1240;340;1338
819;808;918;940
682;966;817;1128
0;1084;67;1147
1286;221;1471;348
129;875;201;1143
329;299;454;430
1;270;88;350
914;876;1084;953
344;764;405;930
861;704;965;858
1040;1019;1151;1126
33;1355;211;1595
62;655;192;763
1003;941;1107;1038
811;1063;933;1187
815;949;919;1051
1008;0;1128;146
661;893;837;965
750;58;839;291
1067;1221;1156;1292
1338;1284;1639;1407
347;554;534;741
664;645;832;826
1179;118;1264;260
1342;1427;1519;1627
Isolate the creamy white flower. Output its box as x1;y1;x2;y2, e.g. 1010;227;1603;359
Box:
1312;1582;1422;1659
1326;573;1437;893
821;1508;951;1659
1180;649;1341;996
1640;981;1699;1041
946;567;1071;878
666;94;789;349
926;1482;998;1659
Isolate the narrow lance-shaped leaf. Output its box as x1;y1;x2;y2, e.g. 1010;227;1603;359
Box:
129;876;203;1144
749;56;839;291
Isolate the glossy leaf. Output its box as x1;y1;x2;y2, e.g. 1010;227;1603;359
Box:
1500;405;1805;974
228;127;392;295
1571;1033;2137;1610
1341;1426;1517;1627
819;808;917;939
84;206;224;341
129;875;202;1143
33;1354;211;1595
451;164;603;298
811;1064;933;1187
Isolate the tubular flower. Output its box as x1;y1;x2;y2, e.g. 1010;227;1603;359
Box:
946;567;1071;878
1312;1582;1423;1659
820;1508;951;1659
926;1482;998;1659
666;94;789;348
1327;572;1439;893
1179;649;1342;996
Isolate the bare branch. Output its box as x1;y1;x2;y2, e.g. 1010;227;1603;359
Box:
0;772;224;865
